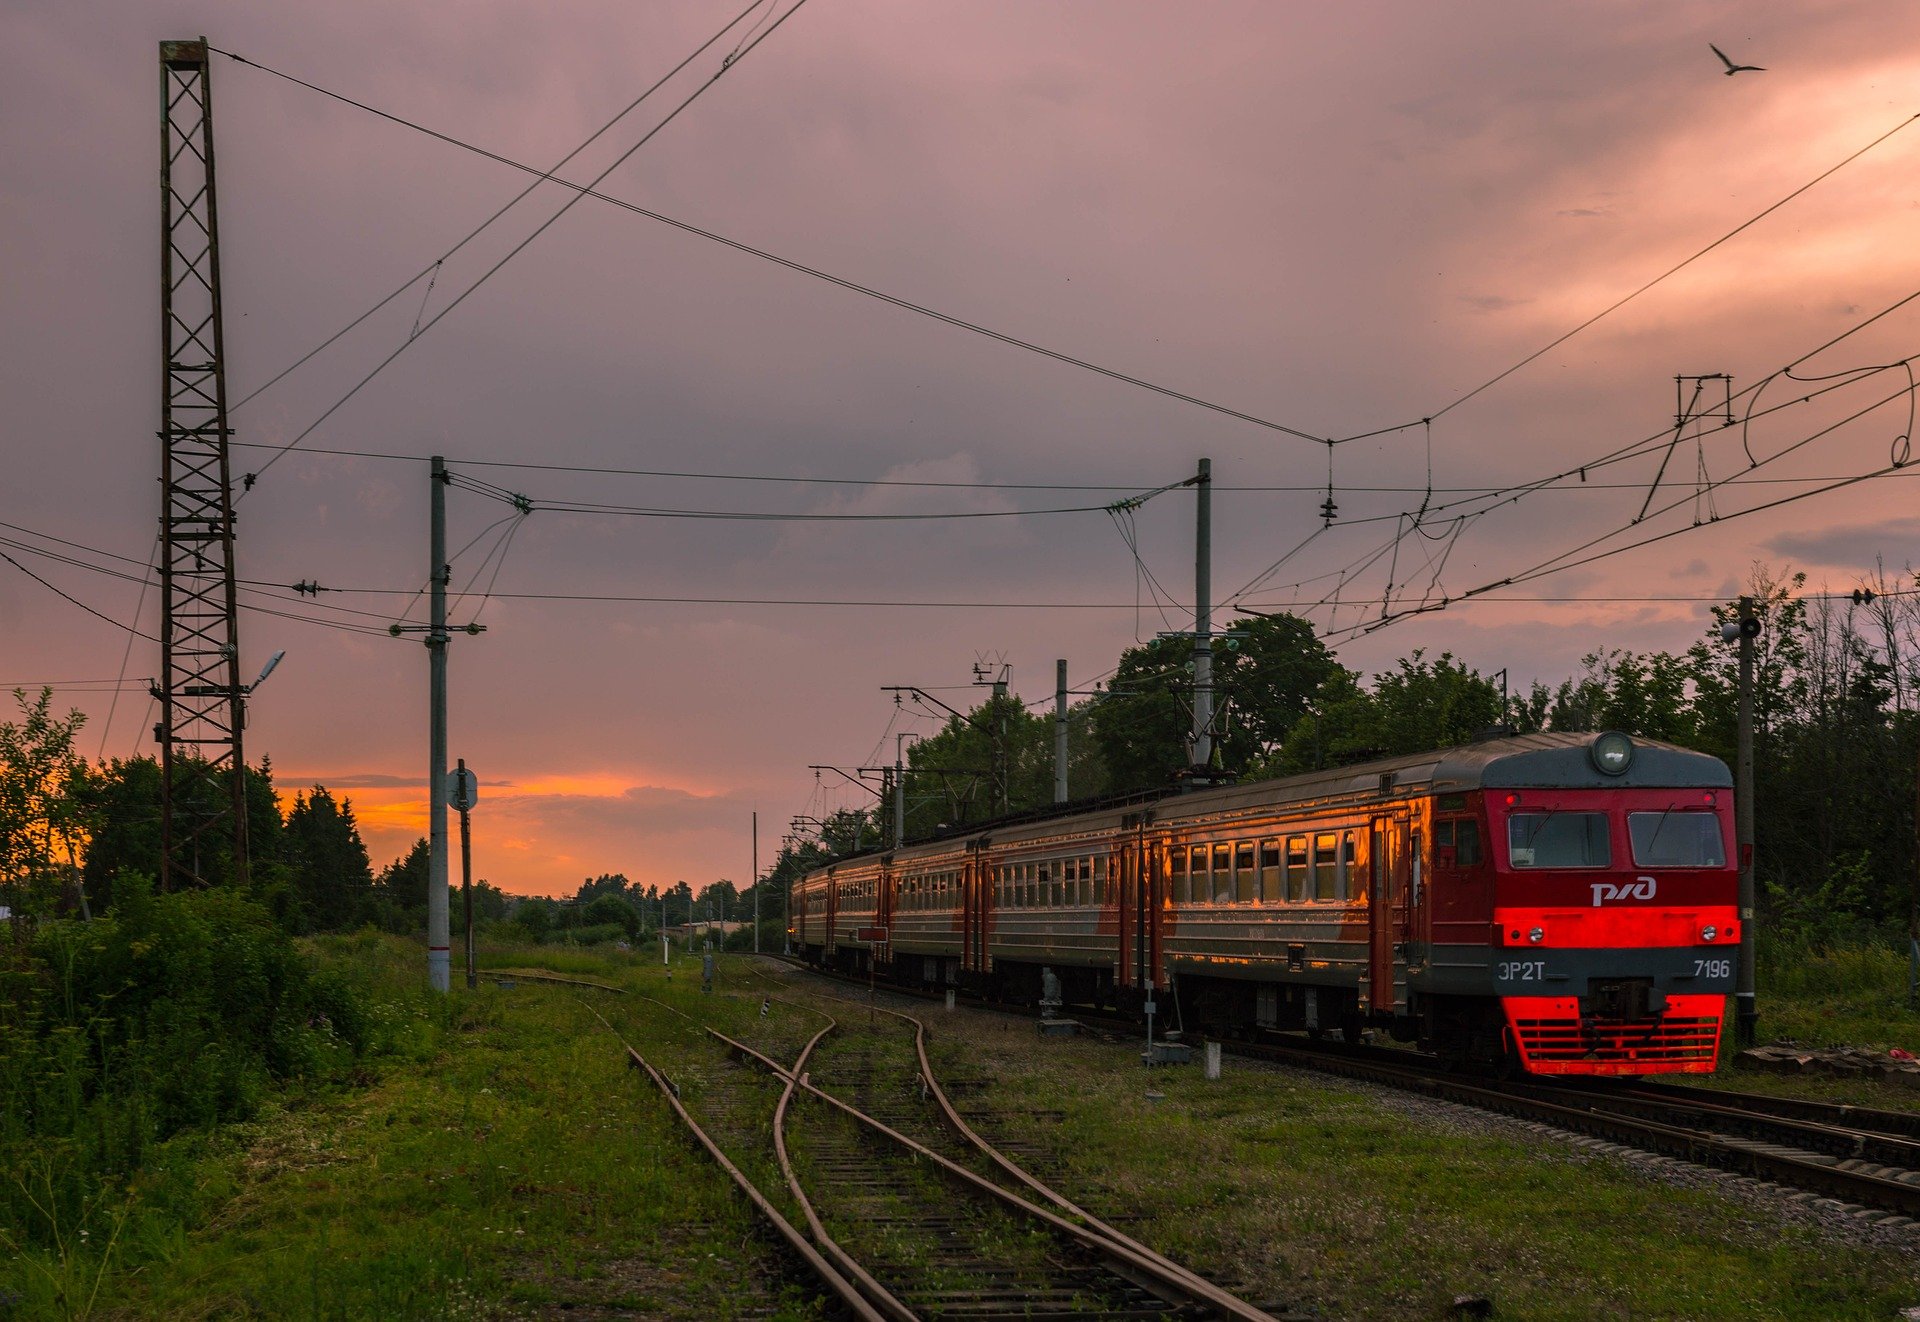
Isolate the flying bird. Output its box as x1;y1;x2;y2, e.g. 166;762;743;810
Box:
1710;43;1766;76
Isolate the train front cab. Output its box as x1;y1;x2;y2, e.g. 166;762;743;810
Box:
1479;741;1738;1075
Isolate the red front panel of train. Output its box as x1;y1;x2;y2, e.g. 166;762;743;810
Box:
1488;785;1737;1075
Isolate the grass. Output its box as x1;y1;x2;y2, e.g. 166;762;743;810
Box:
35;934;1920;1319
1682;935;1920;1110
1753;936;1920;1050
922;1009;1920;1320
72;938;835;1321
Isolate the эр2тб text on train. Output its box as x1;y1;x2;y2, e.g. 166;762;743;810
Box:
792;730;1737;1076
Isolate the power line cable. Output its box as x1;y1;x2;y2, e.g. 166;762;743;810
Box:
1338;111;1920;442
212;53;1330;448
97;537;159;758
0;550;159;642
221;435;1920;493
230;0;818;491
209;0;770;414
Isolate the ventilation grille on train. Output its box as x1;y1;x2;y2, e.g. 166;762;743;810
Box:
1512;1015;1720;1063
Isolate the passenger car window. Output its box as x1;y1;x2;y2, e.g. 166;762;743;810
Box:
1235;843;1256;902
1508;812;1611;868
1629;811;1726;867
1259;840;1282;903
1286;837;1308;901
1169;846;1188;903
1314;834;1339;900
1212;844;1233;903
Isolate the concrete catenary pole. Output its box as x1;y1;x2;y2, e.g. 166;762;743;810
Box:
1054;659;1069;803
752;810;759;954
427;456;451;992
1191;458;1214;773
1736;594;1758;1047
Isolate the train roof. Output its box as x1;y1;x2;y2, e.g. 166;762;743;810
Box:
799;731;1729;875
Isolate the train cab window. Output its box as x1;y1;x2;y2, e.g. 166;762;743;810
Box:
1286;837;1308;901
1629;811;1726;867
1259;841;1282;902
1313;834;1340;900
1508;811;1611;868
1235;843;1256;902
1211;844;1232;903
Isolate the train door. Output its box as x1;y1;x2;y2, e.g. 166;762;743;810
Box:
1366;816;1411;1014
973;853;990;974
825;868;838;956
1116;836;1137;989
961;848;988;976
1116;815;1160;997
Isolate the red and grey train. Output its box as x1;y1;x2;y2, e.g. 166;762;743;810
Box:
790;731;1739;1076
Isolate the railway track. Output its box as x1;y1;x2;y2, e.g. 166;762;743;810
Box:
1227;1035;1920;1223
771;955;1920;1228
732;974;1290;1320
535;967;1285;1318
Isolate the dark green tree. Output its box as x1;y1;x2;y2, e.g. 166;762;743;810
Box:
1091;612;1340;791
282;786;376;932
580;891;639;938
376;838;430;932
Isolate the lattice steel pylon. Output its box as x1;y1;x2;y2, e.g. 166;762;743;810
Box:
156;38;248;889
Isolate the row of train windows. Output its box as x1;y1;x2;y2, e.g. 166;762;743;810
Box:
999;855;1110;909
1169;832;1361;904
899;869;964;911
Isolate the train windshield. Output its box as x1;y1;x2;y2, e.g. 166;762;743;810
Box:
1629;810;1726;867
1507;811;1610;868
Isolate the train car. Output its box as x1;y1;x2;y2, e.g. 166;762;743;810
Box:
789;731;1738;1076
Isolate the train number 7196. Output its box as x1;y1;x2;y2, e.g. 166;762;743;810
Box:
1694;958;1733;979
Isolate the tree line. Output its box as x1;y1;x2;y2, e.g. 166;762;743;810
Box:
0;708;513;939
5;564;1915;950
780;568;1918;949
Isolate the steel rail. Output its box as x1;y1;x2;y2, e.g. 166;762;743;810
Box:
715;1021;1284;1320
477;967;626;992
1231;1037;1920;1219
769;1020;921;1322
1574;1077;1920;1139
1516;1081;1920;1168
786;981;1279;1322
576;997;887;1322
770;955;1920;1222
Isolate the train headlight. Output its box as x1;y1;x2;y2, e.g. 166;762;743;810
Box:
1590;731;1634;776
1528;927;1545;944
1702;925;1718;941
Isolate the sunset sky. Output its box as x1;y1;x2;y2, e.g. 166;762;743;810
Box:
7;3;1920;895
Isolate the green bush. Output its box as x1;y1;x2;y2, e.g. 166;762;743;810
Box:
0;874;382;1268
